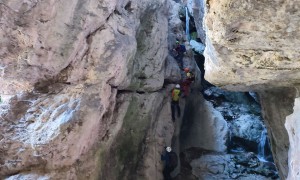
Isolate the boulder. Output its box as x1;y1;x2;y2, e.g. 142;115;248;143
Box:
204;0;300;91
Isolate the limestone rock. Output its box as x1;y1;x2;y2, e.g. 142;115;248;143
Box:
180;94;228;152
0;0;171;178
1;83;117;179
168;1;183;34
0;0;168;95
99;92;169;180
259;88;297;179
285;97;300;180
164;55;182;83
203;0;300;91
140;96;175;180
188;0;206;44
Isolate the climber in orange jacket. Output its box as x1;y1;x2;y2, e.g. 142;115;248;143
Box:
171;84;181;121
185;68;195;83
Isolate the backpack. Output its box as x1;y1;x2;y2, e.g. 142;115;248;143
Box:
171;89;180;101
180;45;186;52
187;72;195;81
168;152;178;169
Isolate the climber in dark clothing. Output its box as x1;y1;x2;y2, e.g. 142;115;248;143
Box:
174;41;186;55
170;84;181;121
172;41;186;69
161;146;178;180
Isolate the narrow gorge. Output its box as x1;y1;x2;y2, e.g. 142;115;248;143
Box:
0;0;299;180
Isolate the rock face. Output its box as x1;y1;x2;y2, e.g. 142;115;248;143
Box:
0;0;168;94
188;0;206;44
259;88;297;179
201;0;300;179
99;92;172;180
190;152;277;180
204;0;300;91
178;148;278;180
286;96;300;180
180;94;228;152
0;0;176;179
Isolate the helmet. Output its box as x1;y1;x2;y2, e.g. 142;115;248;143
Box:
166;146;172;152
184;68;190;72
175;84;180;88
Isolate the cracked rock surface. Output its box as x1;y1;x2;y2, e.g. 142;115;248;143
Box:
203;0;300;91
0;0;176;179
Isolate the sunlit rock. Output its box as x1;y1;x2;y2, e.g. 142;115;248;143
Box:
204;0;300;91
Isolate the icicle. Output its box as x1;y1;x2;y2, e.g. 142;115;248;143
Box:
185;7;190;41
258;129;267;162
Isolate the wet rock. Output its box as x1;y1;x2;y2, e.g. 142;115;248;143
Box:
230;115;264;144
180;94;228;152
234;152;259;168
203;86;265;153
182;150;278;180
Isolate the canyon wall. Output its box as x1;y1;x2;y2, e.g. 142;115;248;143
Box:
0;0;177;179
202;0;300;179
2;0;299;179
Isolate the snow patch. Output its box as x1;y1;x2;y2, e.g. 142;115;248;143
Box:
205;100;228;152
230;114;264;143
190;40;205;54
26;99;80;145
6;174;50;180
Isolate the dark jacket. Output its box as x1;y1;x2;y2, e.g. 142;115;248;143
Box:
175;44;186;53
161;151;178;169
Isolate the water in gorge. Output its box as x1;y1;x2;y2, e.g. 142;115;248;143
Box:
258;129;269;162
176;85;278;179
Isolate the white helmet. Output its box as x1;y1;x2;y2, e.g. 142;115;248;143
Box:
175;84;180;89
166;146;172;152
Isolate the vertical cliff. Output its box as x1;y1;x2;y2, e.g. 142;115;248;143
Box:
0;0;176;179
259;88;296;178
286;93;300;180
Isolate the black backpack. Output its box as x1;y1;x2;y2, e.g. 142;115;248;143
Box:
180;45;186;52
168;152;178;169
